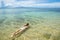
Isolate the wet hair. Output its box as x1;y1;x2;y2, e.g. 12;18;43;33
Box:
24;23;29;26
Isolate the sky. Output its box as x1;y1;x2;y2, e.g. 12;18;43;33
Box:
0;0;60;8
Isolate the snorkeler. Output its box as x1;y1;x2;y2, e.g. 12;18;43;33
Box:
10;23;29;40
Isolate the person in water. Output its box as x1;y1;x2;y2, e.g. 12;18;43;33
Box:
11;23;29;40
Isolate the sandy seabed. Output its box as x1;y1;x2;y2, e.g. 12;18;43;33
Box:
0;11;60;40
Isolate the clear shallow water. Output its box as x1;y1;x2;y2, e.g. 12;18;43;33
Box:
0;8;60;40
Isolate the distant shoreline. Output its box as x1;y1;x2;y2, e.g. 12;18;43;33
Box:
0;8;60;12
0;7;60;9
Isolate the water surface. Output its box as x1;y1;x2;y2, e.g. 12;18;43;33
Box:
0;8;60;40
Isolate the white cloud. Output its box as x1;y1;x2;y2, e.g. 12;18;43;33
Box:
5;2;60;8
0;0;60;8
5;0;35;7
31;2;60;8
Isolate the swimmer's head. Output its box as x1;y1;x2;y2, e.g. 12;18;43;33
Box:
24;23;29;26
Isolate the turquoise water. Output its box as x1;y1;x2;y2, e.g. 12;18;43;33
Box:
0;8;60;40
0;9;60;25
0;8;60;20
